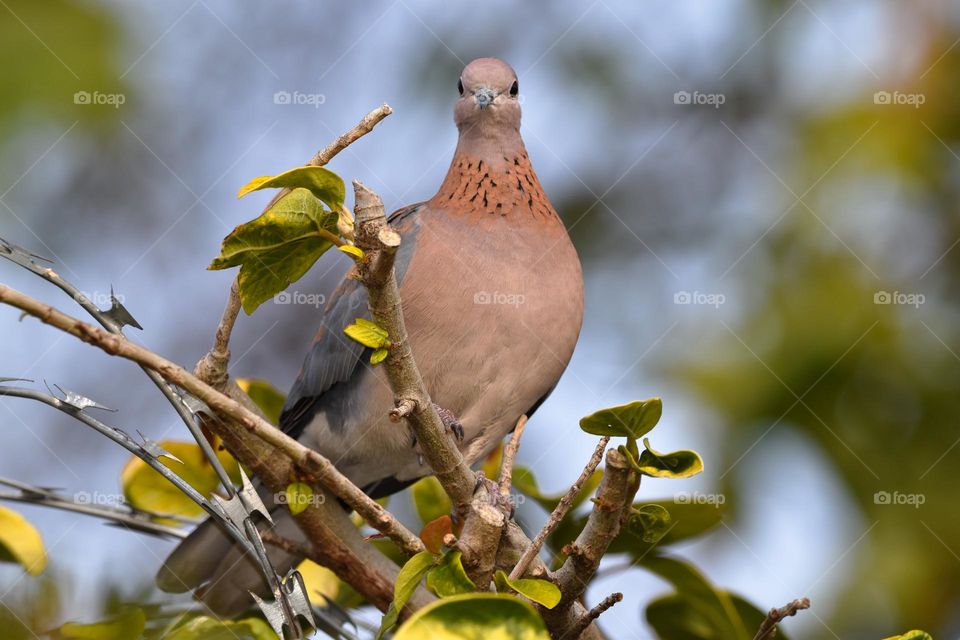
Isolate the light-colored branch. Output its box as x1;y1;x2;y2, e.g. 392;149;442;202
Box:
510;436;610;581
498;415;527;498
0;284;425;560
564;592;623;640
753;598;811;640
350;181;477;511
312;104;393;166
551;448;632;608
193;279;241;390
457;485;506;588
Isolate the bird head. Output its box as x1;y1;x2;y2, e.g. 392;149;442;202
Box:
454;58;521;135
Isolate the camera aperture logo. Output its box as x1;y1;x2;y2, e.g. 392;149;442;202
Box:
674;290;725;308
874;290;924;308
74;491;125;506
273;91;326;108
674;90;725;108
874;490;924;508
74;90;126;109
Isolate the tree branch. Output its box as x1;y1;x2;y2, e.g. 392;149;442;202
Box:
0;285;424;557
350;181;477;510
564;592;623;640
753;598;811;640
510;436;609;581
551;448;632;608
498;415;527;498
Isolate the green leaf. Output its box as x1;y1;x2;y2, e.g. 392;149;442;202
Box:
646;592;789;640
493;570;561;608
579;398;662;439
120;440;240;520
236;378;286;424
377;550;436;639
343;317;390;349
512;465;602;512
627;503;672;543
606;500;727;557
59;608;146;640
411;476;452;525
394;593;550;640
209;188;340;314
640;554;750;640
0;506;46;575
238;165;345;211
370;347;389;365
426;549;476;597
632;438;704;479
165;615;276;640
337;244;364;260
883;632;933;640
284;482;313;516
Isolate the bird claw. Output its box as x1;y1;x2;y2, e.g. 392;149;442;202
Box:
433;403;465;442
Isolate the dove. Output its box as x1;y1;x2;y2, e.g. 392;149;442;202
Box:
158;57;584;615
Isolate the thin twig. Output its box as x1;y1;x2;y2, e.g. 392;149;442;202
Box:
498;415;527;498
564;592;623;640
0;284;425;557
753;598;811;640
312;104;394;166
510;436;609;581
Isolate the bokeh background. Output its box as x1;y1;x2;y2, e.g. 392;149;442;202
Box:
2;1;959;638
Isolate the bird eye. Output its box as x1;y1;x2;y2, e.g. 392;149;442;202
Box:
509;80;519;97
458;79;464;96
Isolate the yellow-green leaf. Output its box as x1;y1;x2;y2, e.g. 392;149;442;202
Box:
579;398;662;439
0;506;46;575
493;570;561;608
59;607;146;640
238;165;345;211
626;503;672;543
284;482;313;516
236;378;286;424
337;244;364;260
883;632;933;640
209;188;340;314
370;348;389;365
165;615;276;640
426;549;476;597
377;550;436;639
394;593;550;640
640;554;750;640
344;318;390;349
631;438;704;479
297;559;364;610
120;440;240;519
411;476;452;525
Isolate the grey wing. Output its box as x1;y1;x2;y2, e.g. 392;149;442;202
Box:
278;202;425;439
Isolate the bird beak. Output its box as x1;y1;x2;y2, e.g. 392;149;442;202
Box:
474;87;495;109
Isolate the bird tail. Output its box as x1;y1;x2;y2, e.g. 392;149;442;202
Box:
156;505;302;617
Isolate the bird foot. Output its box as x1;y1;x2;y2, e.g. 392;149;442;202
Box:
474;472;516;518
433;403;465;442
